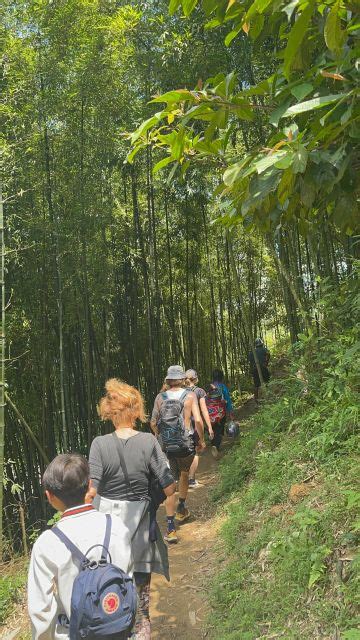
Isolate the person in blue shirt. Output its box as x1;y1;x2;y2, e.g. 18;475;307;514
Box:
210;369;234;458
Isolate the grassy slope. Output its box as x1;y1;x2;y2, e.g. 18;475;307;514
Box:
209;277;359;639
0;558;28;628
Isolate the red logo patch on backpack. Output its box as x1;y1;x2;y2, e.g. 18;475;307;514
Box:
206;386;226;424
102;592;120;615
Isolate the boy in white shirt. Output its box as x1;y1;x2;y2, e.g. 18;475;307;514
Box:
28;453;133;640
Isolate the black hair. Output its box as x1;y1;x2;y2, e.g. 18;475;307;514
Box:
43;453;90;508
212;369;224;382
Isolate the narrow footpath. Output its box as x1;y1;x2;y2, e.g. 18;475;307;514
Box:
151;398;258;640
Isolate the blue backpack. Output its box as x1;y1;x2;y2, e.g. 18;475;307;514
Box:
52;514;137;639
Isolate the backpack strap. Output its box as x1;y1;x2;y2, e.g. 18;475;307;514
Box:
101;514;111;561
51;527;87;564
179;389;189;404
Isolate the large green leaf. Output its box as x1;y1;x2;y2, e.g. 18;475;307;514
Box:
292;144;308;173
202;0;219;15
269;98;292;126
223;157;254;186
283;1;314;79
249;13;265;40
324;0;346;55
277;168;295;204
246;0;273;21
153;156;174;174
182;0;199;17
225;25;242;46
150;90;194;104
281;94;348;117
169;0;182;14
130;112;162;144
291;82;313;101
255;150;289;174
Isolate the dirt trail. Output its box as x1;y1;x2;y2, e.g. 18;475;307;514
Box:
150;399;258;640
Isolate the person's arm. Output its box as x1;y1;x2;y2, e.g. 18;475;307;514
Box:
89;438;104;497
199;396;214;440
190;393;205;450
28;536;58;640
150;395;161;435
149;438;176;495
85;479;97;504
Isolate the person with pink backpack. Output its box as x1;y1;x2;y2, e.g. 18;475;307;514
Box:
206;369;234;459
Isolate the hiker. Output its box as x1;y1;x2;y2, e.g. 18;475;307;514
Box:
185;368;214;488
207;369;234;459
89;379;176;640
151;365;205;543
249;337;271;401
28;453;134;640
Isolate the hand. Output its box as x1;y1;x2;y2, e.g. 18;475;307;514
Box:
208;429;214;440
85;486;97;504
196;440;206;453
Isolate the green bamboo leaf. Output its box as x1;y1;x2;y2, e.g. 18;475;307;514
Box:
283;1;315;79
281;93;348;117
324;0;346;55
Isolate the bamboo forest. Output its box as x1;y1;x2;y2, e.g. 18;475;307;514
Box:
0;0;359;637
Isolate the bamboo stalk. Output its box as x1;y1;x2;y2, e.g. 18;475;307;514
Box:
5;393;49;465
0;184;5;560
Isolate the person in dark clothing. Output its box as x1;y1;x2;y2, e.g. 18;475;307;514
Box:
249;338;271;400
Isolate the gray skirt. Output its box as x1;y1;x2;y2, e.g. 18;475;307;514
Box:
97;495;170;581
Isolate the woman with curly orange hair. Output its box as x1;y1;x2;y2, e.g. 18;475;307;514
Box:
89;379;175;640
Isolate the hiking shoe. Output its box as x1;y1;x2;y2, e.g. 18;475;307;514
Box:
175;508;191;523
211;446;219;459
188;479;200;488
164;530;178;543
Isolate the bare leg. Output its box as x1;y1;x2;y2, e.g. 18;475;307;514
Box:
189;454;199;480
178;470;189;500
165;492;176;517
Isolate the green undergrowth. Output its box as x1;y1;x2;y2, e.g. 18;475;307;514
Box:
0;558;28;626
209;271;360;640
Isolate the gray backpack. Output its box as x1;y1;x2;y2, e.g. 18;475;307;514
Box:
157;390;194;458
